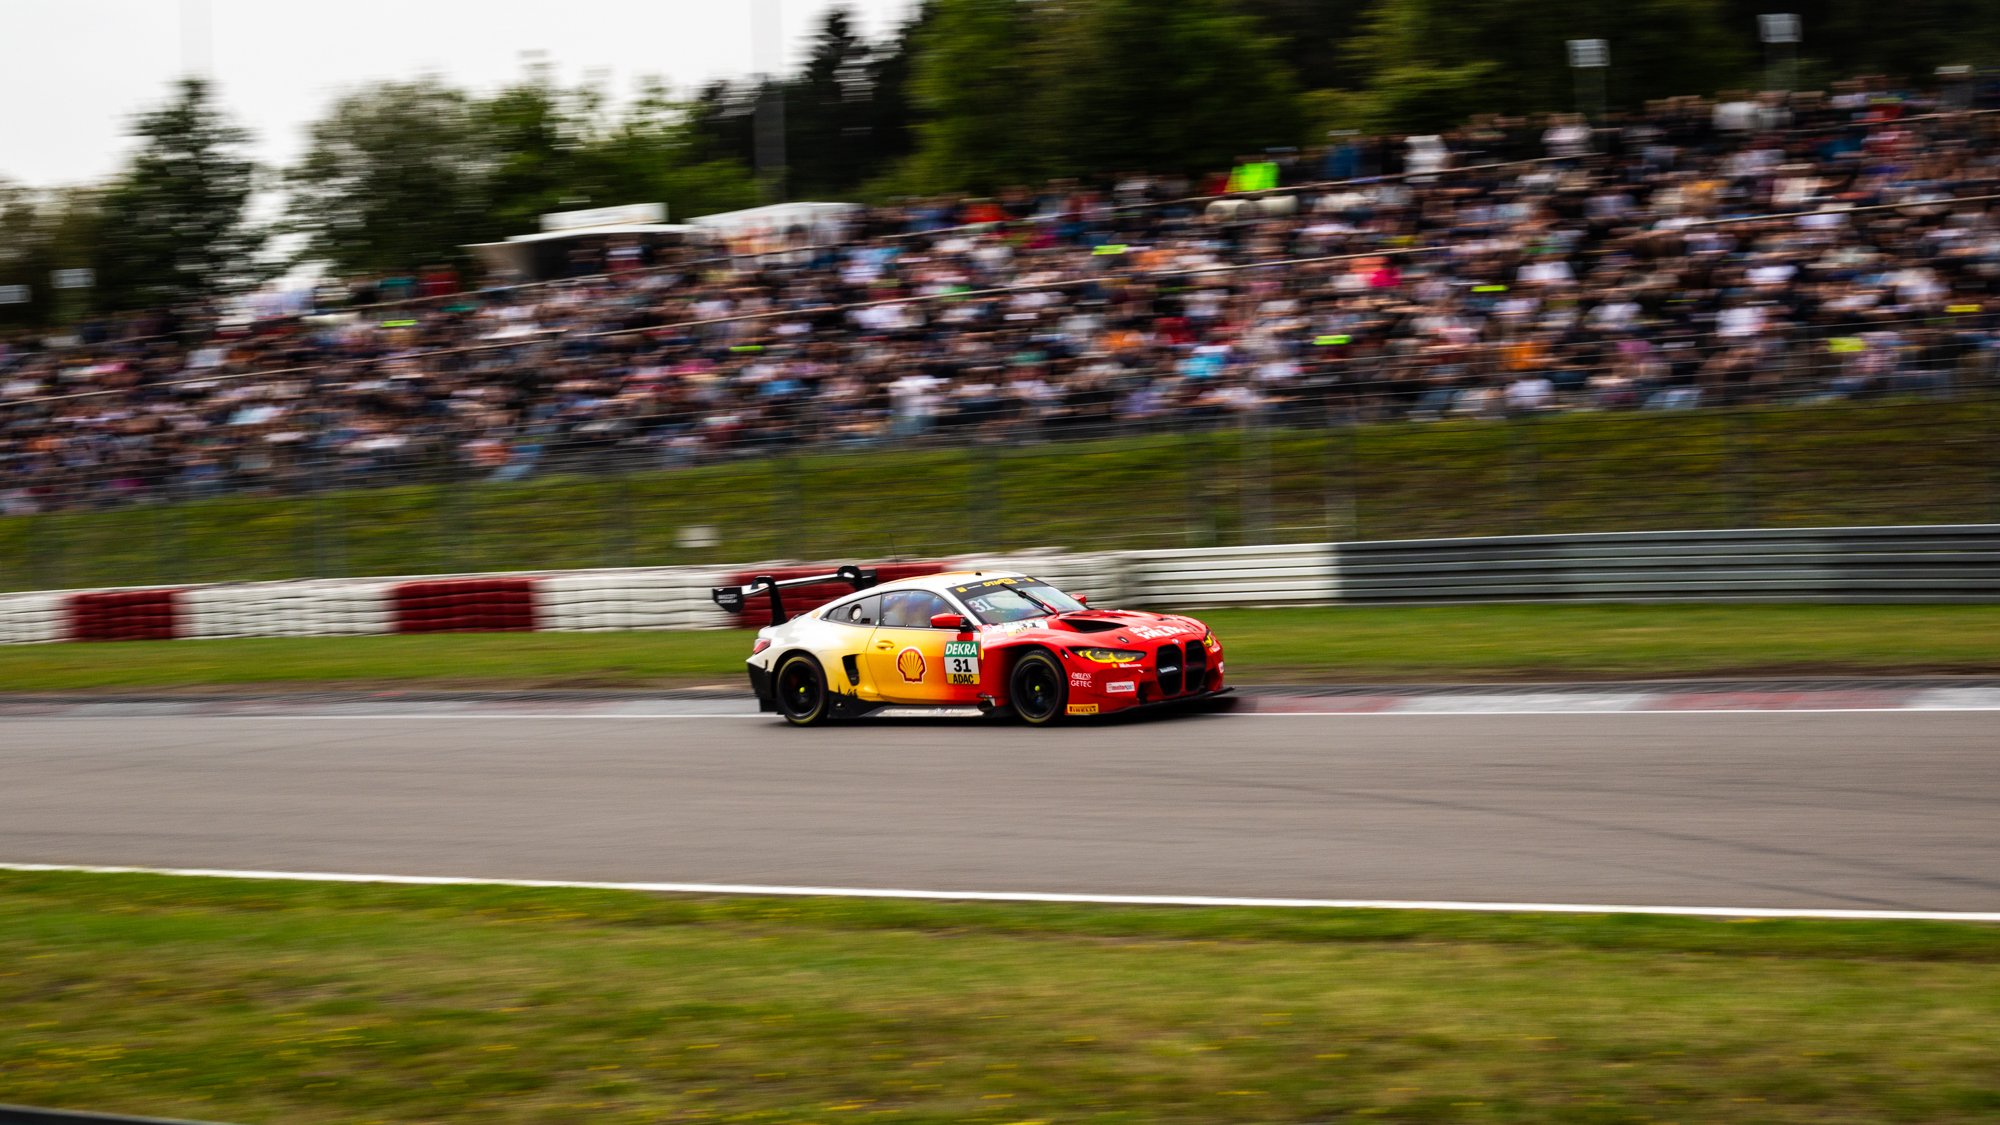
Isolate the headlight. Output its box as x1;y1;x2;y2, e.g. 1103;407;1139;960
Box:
1072;648;1145;664
1203;632;1221;653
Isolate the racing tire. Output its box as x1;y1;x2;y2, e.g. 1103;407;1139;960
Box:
773;653;831;726
1009;649;1067;725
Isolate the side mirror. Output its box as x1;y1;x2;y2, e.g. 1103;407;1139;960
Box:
930;613;969;630
1074;594;1089;606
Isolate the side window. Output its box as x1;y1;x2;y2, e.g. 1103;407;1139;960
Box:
826;595;880;626
880;590;953;628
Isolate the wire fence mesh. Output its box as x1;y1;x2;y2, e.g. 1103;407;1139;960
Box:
3;368;1996;593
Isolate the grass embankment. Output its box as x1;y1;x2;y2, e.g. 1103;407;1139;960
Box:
3;398;1995;592
3;871;1999;1124
2;604;1995;692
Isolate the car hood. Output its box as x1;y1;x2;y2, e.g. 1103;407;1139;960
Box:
980;610;1205;643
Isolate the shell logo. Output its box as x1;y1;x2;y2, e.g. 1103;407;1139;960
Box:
896;646;927;682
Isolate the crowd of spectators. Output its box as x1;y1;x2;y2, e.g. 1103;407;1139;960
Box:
6;80;2000;512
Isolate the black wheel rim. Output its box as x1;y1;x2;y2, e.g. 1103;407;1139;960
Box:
778;661;821;719
1016;658;1061;721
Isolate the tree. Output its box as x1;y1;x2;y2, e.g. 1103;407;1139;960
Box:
584;80;760;221
852;3;939;192
904;0;1058;192
480;69;757;229
788;8;881;198
1237;0;1381;92
286;72;761;279
684;5;939;201
479;64;599;236
284;78;492;277
1347;0;1749;129
1039;0;1301;178
0;181;54;327
92;78;265;311
0;182;107;328
1718;0;2000;85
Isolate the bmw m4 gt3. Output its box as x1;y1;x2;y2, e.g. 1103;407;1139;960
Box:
714;567;1227;726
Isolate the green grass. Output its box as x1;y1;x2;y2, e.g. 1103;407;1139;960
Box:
1;604;1995;692
0;631;754;693
5;397;1997;592
4;871;2000;1124
1198;604;2000;682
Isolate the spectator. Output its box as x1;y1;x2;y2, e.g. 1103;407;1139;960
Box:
5;84;1998;511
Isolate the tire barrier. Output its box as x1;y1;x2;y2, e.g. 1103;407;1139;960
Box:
0;593;67;645
181;581;399;640
535;569;726;633
69;589;180;641
393;578;537;634
1;524;1994;644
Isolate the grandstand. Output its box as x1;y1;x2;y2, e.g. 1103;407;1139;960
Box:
3;90;1998;524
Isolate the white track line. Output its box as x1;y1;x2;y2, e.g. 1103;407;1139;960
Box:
1;708;764;716
1230;707;2000;716
4;863;1996;922
7;707;1999;720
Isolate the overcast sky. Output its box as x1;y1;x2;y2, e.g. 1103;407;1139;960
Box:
1;0;919;189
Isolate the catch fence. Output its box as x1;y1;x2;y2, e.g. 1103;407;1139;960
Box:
3;384;1998;595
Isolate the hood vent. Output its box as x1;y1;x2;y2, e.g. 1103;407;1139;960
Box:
1055;616;1125;634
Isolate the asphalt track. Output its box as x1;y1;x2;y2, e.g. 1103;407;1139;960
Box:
5;690;1999;913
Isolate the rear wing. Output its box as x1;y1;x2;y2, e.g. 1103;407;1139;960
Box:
712;565;879;627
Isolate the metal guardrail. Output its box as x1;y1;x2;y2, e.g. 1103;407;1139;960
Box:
1121;542;1341;608
1333;524;2000;605
0;1104;235;1125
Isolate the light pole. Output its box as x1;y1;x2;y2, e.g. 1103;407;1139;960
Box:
1566;39;1608;126
1758;14;1800;94
752;0;786;204
52;268;95;329
1938;65;1975;112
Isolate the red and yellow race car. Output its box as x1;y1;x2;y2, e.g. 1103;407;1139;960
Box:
713;567;1227;726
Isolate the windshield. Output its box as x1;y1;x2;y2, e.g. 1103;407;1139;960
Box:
950;577;1087;624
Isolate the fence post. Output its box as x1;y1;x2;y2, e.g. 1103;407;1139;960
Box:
152;500;171;585
767;455;799;562
1186;434;1206;547
310;456;328;578
1325;423;1357;542
1510;412;1541;535
1989;381;2000;523
1728;408;1759;528
619;466;637;568
46;510;64;591
438;452;458;574
1189;430;1220;548
1241;412;1272;545
968;443;999;555
596;472;615;570
331;479;348;580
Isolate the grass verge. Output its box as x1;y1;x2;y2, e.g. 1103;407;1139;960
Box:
2;604;1997;692
3;871;1999;1124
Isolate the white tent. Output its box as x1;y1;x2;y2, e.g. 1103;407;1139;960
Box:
685;201;863;240
463;223;696;281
